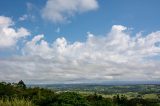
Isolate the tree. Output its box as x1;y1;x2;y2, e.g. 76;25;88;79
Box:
17;80;26;89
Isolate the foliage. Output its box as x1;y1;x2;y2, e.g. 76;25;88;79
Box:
0;98;35;106
17;80;26;89
0;81;160;106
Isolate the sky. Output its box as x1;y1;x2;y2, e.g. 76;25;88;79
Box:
0;0;160;84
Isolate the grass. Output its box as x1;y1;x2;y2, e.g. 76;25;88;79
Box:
143;94;159;99
0;98;35;106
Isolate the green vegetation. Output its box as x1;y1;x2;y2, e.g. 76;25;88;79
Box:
0;81;160;106
40;84;160;94
0;98;35;106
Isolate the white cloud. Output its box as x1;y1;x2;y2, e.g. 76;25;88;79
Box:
0;25;160;83
19;14;36;22
55;27;61;33
18;3;37;22
0;16;30;48
26;2;35;11
42;0;99;23
23;34;53;58
19;14;28;21
0;16;13;27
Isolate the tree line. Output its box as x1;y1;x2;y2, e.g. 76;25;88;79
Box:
0;81;160;106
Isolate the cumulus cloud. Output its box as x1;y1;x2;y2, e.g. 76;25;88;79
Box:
0;25;160;83
0;16;30;48
42;0;99;23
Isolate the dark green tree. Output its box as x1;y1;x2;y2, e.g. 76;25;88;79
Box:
17;80;26;89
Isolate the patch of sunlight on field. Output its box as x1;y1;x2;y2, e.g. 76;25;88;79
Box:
78;91;94;96
143;94;159;99
101;92;139;99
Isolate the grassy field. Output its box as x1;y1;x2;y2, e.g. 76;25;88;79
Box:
143;94;159;99
0;98;35;106
78;91;159;100
47;84;160;101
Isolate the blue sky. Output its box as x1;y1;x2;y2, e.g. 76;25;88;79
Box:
1;0;160;42
0;0;160;83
